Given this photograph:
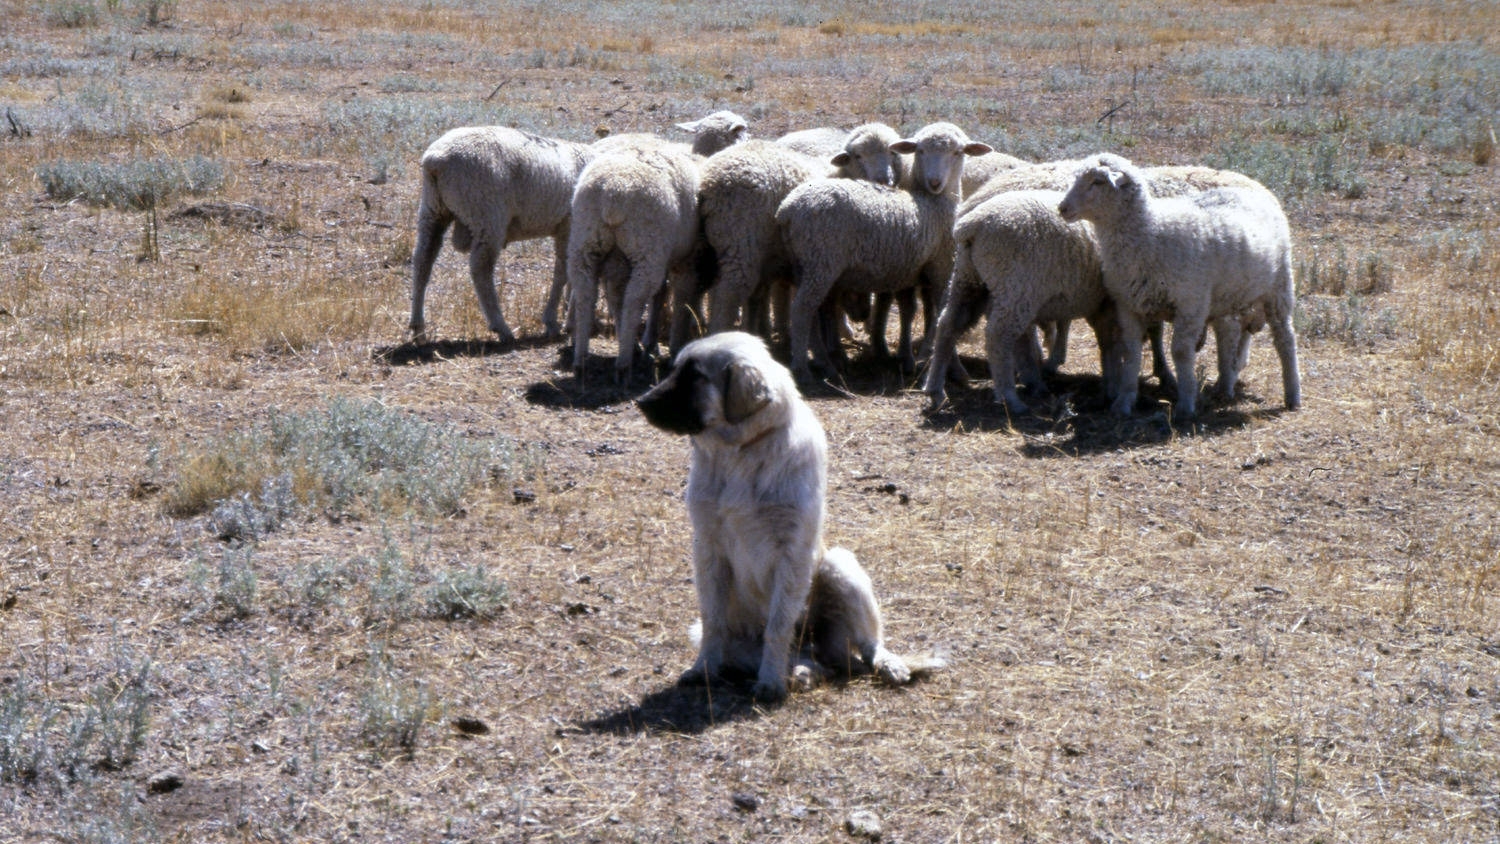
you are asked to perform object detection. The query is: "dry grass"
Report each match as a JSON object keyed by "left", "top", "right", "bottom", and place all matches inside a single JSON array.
[{"left": 1, "top": 1, "right": 1498, "bottom": 841}]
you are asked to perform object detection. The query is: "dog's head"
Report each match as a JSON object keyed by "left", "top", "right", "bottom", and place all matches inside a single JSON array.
[{"left": 636, "top": 332, "right": 789, "bottom": 442}]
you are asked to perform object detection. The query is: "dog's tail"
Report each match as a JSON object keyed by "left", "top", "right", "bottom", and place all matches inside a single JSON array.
[{"left": 900, "top": 653, "right": 948, "bottom": 677}]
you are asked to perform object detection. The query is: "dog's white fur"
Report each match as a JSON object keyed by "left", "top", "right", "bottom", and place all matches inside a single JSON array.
[{"left": 636, "top": 332, "right": 933, "bottom": 701}]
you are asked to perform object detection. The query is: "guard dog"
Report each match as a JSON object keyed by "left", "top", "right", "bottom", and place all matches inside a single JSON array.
[{"left": 636, "top": 331, "right": 940, "bottom": 702}]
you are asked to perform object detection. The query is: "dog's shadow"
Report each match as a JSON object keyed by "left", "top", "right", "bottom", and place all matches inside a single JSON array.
[{"left": 574, "top": 680, "right": 770, "bottom": 736}]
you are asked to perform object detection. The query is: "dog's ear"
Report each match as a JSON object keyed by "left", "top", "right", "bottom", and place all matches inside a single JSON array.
[{"left": 722, "top": 360, "right": 772, "bottom": 425}]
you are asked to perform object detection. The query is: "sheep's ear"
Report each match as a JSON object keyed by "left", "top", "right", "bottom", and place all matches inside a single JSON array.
[
  {"left": 963, "top": 142, "right": 994, "bottom": 157},
  {"left": 723, "top": 361, "right": 772, "bottom": 425},
  {"left": 1108, "top": 168, "right": 1136, "bottom": 191},
  {"left": 889, "top": 140, "right": 919, "bottom": 154},
  {"left": 830, "top": 152, "right": 852, "bottom": 166},
  {"left": 675, "top": 118, "right": 702, "bottom": 133}
]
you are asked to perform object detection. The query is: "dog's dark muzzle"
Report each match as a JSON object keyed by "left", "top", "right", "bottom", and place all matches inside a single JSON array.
[{"left": 636, "top": 364, "right": 707, "bottom": 436}]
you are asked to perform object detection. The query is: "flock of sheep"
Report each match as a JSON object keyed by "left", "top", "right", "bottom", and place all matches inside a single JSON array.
[{"left": 408, "top": 109, "right": 1302, "bottom": 420}]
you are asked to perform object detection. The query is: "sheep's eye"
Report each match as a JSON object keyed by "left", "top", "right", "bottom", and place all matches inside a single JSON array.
[{"left": 1092, "top": 176, "right": 1107, "bottom": 186}]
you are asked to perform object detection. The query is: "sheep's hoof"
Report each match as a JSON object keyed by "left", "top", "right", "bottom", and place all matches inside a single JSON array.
[
  {"left": 409, "top": 326, "right": 428, "bottom": 345},
  {"left": 752, "top": 678, "right": 788, "bottom": 704},
  {"left": 922, "top": 391, "right": 949, "bottom": 415}
]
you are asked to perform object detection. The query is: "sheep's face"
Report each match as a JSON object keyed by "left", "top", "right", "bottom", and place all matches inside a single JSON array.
[
  {"left": 1058, "top": 161, "right": 1135, "bottom": 223},
  {"left": 892, "top": 123, "right": 993, "bottom": 196},
  {"left": 832, "top": 124, "right": 904, "bottom": 186},
  {"left": 678, "top": 111, "right": 750, "bottom": 157}
]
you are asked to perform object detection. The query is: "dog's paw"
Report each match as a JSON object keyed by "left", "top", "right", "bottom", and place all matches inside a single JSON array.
[
  {"left": 873, "top": 653, "right": 913, "bottom": 686},
  {"left": 789, "top": 662, "right": 824, "bottom": 693}
]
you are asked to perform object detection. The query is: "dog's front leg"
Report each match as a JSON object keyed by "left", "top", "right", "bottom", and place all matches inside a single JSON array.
[
  {"left": 681, "top": 533, "right": 731, "bottom": 686},
  {"left": 754, "top": 560, "right": 814, "bottom": 703}
]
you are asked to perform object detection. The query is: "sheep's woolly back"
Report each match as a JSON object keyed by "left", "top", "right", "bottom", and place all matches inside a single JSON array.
[
  {"left": 776, "top": 127, "right": 848, "bottom": 159},
  {"left": 418, "top": 126, "right": 594, "bottom": 249},
  {"left": 958, "top": 150, "right": 1031, "bottom": 199}
]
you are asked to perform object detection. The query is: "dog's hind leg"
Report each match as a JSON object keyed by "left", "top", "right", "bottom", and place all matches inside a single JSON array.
[{"left": 812, "top": 548, "right": 913, "bottom": 685}]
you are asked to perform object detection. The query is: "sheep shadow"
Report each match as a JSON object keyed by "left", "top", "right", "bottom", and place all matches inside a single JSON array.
[
  {"left": 921, "top": 366, "right": 1279, "bottom": 457},
  {"left": 521, "top": 347, "right": 668, "bottom": 410},
  {"left": 573, "top": 679, "right": 769, "bottom": 736},
  {"left": 374, "top": 334, "right": 559, "bottom": 366}
]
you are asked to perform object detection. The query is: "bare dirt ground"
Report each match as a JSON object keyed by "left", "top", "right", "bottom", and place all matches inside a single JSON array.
[{"left": 2, "top": 1, "right": 1497, "bottom": 841}]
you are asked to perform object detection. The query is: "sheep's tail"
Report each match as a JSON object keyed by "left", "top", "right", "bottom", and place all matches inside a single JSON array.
[{"left": 415, "top": 156, "right": 469, "bottom": 252}]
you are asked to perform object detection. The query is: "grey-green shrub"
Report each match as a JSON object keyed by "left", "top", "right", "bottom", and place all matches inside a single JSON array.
[{"left": 37, "top": 156, "right": 225, "bottom": 211}]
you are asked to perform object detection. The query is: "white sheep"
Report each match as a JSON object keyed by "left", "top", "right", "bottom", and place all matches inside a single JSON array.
[
  {"left": 1057, "top": 153, "right": 1301, "bottom": 418},
  {"left": 696, "top": 123, "right": 913, "bottom": 343},
  {"left": 567, "top": 138, "right": 702, "bottom": 384},
  {"left": 953, "top": 159, "right": 1270, "bottom": 387},
  {"left": 958, "top": 149, "right": 1031, "bottom": 199},
  {"left": 776, "top": 122, "right": 992, "bottom": 383},
  {"left": 409, "top": 112, "right": 747, "bottom": 346},
  {"left": 775, "top": 126, "right": 848, "bottom": 159},
  {"left": 923, "top": 189, "right": 1118, "bottom": 413},
  {"left": 409, "top": 126, "right": 594, "bottom": 344}
]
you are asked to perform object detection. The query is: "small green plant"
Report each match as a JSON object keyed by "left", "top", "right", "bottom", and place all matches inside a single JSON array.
[
  {"left": 42, "top": 0, "right": 100, "bottom": 28},
  {"left": 136, "top": 0, "right": 174, "bottom": 27},
  {"left": 363, "top": 540, "right": 416, "bottom": 630},
  {"left": 37, "top": 156, "right": 225, "bottom": 212},
  {"left": 187, "top": 545, "right": 260, "bottom": 621},
  {"left": 423, "top": 564, "right": 509, "bottom": 621},
  {"left": 166, "top": 398, "right": 532, "bottom": 527},
  {"left": 359, "top": 641, "right": 433, "bottom": 758},
  {"left": 0, "top": 656, "right": 152, "bottom": 788}
]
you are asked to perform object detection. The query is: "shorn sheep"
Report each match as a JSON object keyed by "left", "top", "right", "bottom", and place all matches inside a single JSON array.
[
  {"left": 923, "top": 189, "right": 1117, "bottom": 414},
  {"left": 1057, "top": 153, "right": 1301, "bottom": 419},
  {"left": 408, "top": 112, "right": 746, "bottom": 346},
  {"left": 567, "top": 137, "right": 703, "bottom": 384},
  {"left": 776, "top": 122, "right": 991, "bottom": 383}
]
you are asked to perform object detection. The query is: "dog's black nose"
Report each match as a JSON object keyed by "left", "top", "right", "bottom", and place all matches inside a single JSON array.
[{"left": 636, "top": 365, "right": 707, "bottom": 436}]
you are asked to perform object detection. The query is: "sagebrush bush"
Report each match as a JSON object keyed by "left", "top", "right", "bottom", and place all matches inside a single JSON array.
[
  {"left": 167, "top": 398, "right": 535, "bottom": 527},
  {"left": 37, "top": 156, "right": 224, "bottom": 211}
]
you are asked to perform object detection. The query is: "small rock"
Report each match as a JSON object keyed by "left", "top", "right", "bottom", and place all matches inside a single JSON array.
[
  {"left": 731, "top": 792, "right": 760, "bottom": 812},
  {"left": 846, "top": 809, "right": 882, "bottom": 840},
  {"left": 453, "top": 716, "right": 490, "bottom": 736},
  {"left": 512, "top": 488, "right": 536, "bottom": 504},
  {"left": 148, "top": 770, "right": 184, "bottom": 794}
]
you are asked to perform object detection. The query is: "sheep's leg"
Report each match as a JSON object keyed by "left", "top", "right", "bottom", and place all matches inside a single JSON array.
[
  {"left": 1087, "top": 307, "right": 1123, "bottom": 402},
  {"left": 921, "top": 273, "right": 985, "bottom": 407},
  {"left": 616, "top": 257, "right": 668, "bottom": 385},
  {"left": 987, "top": 311, "right": 1030, "bottom": 415},
  {"left": 568, "top": 247, "right": 600, "bottom": 381},
  {"left": 788, "top": 272, "right": 837, "bottom": 384},
  {"left": 541, "top": 228, "right": 570, "bottom": 339},
  {"left": 1042, "top": 320, "right": 1071, "bottom": 376},
  {"left": 409, "top": 210, "right": 451, "bottom": 344},
  {"left": 1148, "top": 321, "right": 1175, "bottom": 393},
  {"left": 866, "top": 292, "right": 893, "bottom": 360},
  {"left": 707, "top": 247, "right": 759, "bottom": 334},
  {"left": 1170, "top": 316, "right": 1206, "bottom": 419},
  {"left": 667, "top": 268, "right": 704, "bottom": 356},
  {"left": 1111, "top": 310, "right": 1146, "bottom": 416},
  {"left": 1268, "top": 301, "right": 1301, "bottom": 411},
  {"left": 894, "top": 287, "right": 918, "bottom": 375},
  {"left": 1211, "top": 315, "right": 1245, "bottom": 402},
  {"left": 1018, "top": 327, "right": 1046, "bottom": 397},
  {"left": 467, "top": 242, "right": 516, "bottom": 345}
]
